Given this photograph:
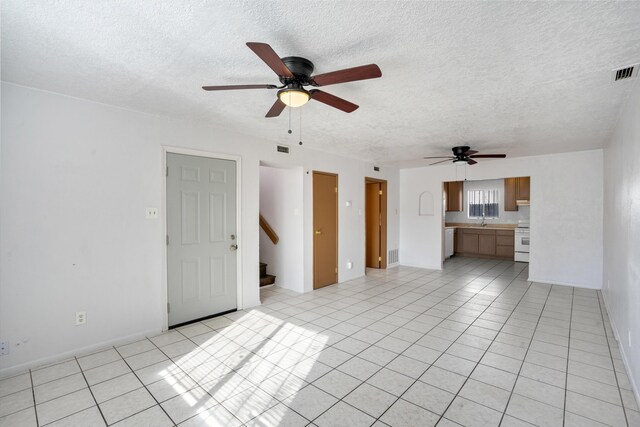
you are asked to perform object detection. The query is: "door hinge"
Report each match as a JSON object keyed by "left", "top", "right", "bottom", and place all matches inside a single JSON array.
[
  {"left": 166, "top": 235, "right": 169, "bottom": 245},
  {"left": 167, "top": 303, "right": 170, "bottom": 313},
  {"left": 335, "top": 187, "right": 338, "bottom": 193},
  {"left": 166, "top": 166, "right": 169, "bottom": 177},
  {"left": 335, "top": 267, "right": 338, "bottom": 273},
  {"left": 379, "top": 190, "right": 383, "bottom": 195},
  {"left": 379, "top": 256, "right": 382, "bottom": 262}
]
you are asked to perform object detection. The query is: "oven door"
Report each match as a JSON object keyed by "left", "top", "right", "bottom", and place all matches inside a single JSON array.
[{"left": 514, "top": 230, "right": 530, "bottom": 253}]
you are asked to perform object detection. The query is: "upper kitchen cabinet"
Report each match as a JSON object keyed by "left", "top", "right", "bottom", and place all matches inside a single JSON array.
[
  {"left": 445, "top": 181, "right": 464, "bottom": 212},
  {"left": 504, "top": 178, "right": 518, "bottom": 211},
  {"left": 516, "top": 176, "right": 530, "bottom": 201},
  {"left": 504, "top": 177, "right": 530, "bottom": 210}
]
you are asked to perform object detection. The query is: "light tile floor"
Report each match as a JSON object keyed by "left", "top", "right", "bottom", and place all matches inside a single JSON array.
[{"left": 1, "top": 257, "right": 638, "bottom": 426}]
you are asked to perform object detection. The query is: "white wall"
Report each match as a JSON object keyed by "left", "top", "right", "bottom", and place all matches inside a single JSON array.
[
  {"left": 400, "top": 150, "right": 603, "bottom": 288},
  {"left": 445, "top": 178, "right": 530, "bottom": 225},
  {"left": 0, "top": 83, "right": 399, "bottom": 376},
  {"left": 603, "top": 79, "right": 640, "bottom": 401},
  {"left": 259, "top": 165, "right": 304, "bottom": 292}
]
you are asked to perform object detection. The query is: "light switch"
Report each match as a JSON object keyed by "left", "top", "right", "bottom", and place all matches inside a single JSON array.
[{"left": 145, "top": 207, "right": 159, "bottom": 219}]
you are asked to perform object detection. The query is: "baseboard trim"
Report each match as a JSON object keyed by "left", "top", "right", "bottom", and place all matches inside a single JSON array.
[
  {"left": 601, "top": 291, "right": 640, "bottom": 411},
  {"left": 527, "top": 276, "right": 602, "bottom": 290},
  {"left": 397, "top": 262, "right": 442, "bottom": 270},
  {"left": 0, "top": 328, "right": 161, "bottom": 380}
]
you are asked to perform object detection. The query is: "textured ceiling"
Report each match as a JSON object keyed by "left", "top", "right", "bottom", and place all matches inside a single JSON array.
[{"left": 3, "top": 1, "right": 640, "bottom": 165}]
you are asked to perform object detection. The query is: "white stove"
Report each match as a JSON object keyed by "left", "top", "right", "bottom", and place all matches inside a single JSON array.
[{"left": 514, "top": 219, "right": 530, "bottom": 262}]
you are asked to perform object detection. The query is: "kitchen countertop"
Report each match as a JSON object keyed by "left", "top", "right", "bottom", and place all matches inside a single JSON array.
[{"left": 445, "top": 222, "right": 517, "bottom": 231}]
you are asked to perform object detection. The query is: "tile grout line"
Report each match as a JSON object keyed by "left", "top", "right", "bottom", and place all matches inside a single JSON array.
[
  {"left": 271, "top": 260, "right": 519, "bottom": 424},
  {"left": 265, "top": 263, "right": 628, "bottom": 424},
  {"left": 496, "top": 282, "right": 554, "bottom": 426},
  {"left": 111, "top": 344, "right": 178, "bottom": 426},
  {"left": 367, "top": 264, "right": 532, "bottom": 424},
  {"left": 596, "top": 290, "right": 630, "bottom": 426},
  {"left": 429, "top": 277, "right": 540, "bottom": 425},
  {"left": 75, "top": 354, "right": 109, "bottom": 426},
  {"left": 28, "top": 369, "right": 40, "bottom": 427},
  {"left": 561, "top": 286, "right": 574, "bottom": 427}
]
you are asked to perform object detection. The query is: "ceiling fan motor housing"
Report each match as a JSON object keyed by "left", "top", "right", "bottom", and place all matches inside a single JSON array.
[
  {"left": 280, "top": 56, "right": 315, "bottom": 85},
  {"left": 452, "top": 146, "right": 471, "bottom": 157}
]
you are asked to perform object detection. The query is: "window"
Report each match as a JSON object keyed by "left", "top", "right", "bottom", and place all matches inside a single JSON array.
[{"left": 468, "top": 189, "right": 499, "bottom": 219}]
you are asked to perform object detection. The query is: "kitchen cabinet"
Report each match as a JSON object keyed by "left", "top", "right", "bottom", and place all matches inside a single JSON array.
[
  {"left": 462, "top": 232, "right": 478, "bottom": 253},
  {"left": 504, "top": 176, "right": 530, "bottom": 210},
  {"left": 496, "top": 230, "right": 515, "bottom": 259},
  {"left": 445, "top": 181, "right": 464, "bottom": 212},
  {"left": 478, "top": 234, "right": 496, "bottom": 255},
  {"left": 504, "top": 178, "right": 518, "bottom": 211},
  {"left": 516, "top": 176, "right": 530, "bottom": 200},
  {"left": 455, "top": 228, "right": 514, "bottom": 260}
]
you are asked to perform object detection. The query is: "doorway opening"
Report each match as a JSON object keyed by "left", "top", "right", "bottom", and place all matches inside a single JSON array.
[
  {"left": 313, "top": 171, "right": 338, "bottom": 289},
  {"left": 365, "top": 177, "right": 388, "bottom": 270},
  {"left": 258, "top": 163, "right": 304, "bottom": 294}
]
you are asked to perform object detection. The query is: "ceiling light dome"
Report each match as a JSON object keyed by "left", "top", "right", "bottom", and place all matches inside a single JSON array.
[{"left": 278, "top": 85, "right": 310, "bottom": 108}]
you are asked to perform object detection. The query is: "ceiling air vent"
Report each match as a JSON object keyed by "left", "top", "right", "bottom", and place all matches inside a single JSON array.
[
  {"left": 277, "top": 145, "right": 290, "bottom": 154},
  {"left": 612, "top": 64, "right": 638, "bottom": 82}
]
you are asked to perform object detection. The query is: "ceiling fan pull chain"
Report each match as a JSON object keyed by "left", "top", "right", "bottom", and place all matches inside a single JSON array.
[
  {"left": 288, "top": 94, "right": 292, "bottom": 134},
  {"left": 299, "top": 107, "right": 303, "bottom": 145}
]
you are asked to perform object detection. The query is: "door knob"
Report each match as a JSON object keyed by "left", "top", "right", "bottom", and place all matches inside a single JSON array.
[
  {"left": 230, "top": 244, "right": 238, "bottom": 251},
  {"left": 315, "top": 230, "right": 322, "bottom": 235}
]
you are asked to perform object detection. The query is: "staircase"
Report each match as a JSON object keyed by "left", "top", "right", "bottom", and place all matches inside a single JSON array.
[{"left": 260, "top": 262, "right": 276, "bottom": 287}]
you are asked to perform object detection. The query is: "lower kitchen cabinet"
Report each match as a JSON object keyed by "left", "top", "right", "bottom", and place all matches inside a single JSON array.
[
  {"left": 478, "top": 234, "right": 496, "bottom": 255},
  {"left": 455, "top": 228, "right": 514, "bottom": 260}
]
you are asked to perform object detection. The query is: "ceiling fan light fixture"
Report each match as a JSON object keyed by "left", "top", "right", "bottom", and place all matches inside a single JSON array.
[{"left": 278, "top": 85, "right": 310, "bottom": 108}]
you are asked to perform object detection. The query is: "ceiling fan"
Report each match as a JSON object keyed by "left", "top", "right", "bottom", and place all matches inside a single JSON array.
[
  {"left": 424, "top": 146, "right": 507, "bottom": 165},
  {"left": 202, "top": 42, "right": 382, "bottom": 117}
]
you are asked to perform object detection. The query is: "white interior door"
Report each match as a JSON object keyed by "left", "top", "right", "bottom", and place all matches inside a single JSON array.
[{"left": 167, "top": 153, "right": 237, "bottom": 327}]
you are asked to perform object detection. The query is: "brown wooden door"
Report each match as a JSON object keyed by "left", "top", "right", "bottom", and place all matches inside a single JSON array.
[
  {"left": 313, "top": 172, "right": 338, "bottom": 289},
  {"left": 365, "top": 180, "right": 387, "bottom": 269},
  {"left": 504, "top": 177, "right": 518, "bottom": 211}
]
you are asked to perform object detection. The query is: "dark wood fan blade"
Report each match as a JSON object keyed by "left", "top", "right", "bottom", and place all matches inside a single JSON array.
[
  {"left": 312, "top": 64, "right": 382, "bottom": 87},
  {"left": 309, "top": 90, "right": 359, "bottom": 113},
  {"left": 265, "top": 99, "right": 286, "bottom": 118},
  {"left": 430, "top": 159, "right": 453, "bottom": 166},
  {"left": 467, "top": 159, "right": 478, "bottom": 165},
  {"left": 424, "top": 156, "right": 455, "bottom": 159},
  {"left": 202, "top": 84, "right": 277, "bottom": 91},
  {"left": 246, "top": 42, "right": 293, "bottom": 77},
  {"left": 468, "top": 154, "right": 507, "bottom": 158},
  {"left": 465, "top": 150, "right": 478, "bottom": 155}
]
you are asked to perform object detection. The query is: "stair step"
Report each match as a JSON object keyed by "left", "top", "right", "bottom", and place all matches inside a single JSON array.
[
  {"left": 260, "top": 262, "right": 267, "bottom": 277},
  {"left": 260, "top": 274, "right": 276, "bottom": 287}
]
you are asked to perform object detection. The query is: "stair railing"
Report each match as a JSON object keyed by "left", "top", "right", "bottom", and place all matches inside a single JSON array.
[{"left": 259, "top": 214, "right": 279, "bottom": 244}]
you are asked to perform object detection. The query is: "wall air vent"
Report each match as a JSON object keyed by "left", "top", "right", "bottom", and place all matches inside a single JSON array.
[
  {"left": 276, "top": 145, "right": 290, "bottom": 154},
  {"left": 612, "top": 64, "right": 638, "bottom": 82},
  {"left": 388, "top": 248, "right": 399, "bottom": 264},
  {"left": 373, "top": 166, "right": 380, "bottom": 172}
]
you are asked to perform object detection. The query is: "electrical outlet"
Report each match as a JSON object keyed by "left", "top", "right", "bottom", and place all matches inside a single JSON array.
[
  {"left": 0, "top": 341, "right": 9, "bottom": 356},
  {"left": 75, "top": 311, "right": 86, "bottom": 326},
  {"left": 145, "top": 207, "right": 158, "bottom": 219}
]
